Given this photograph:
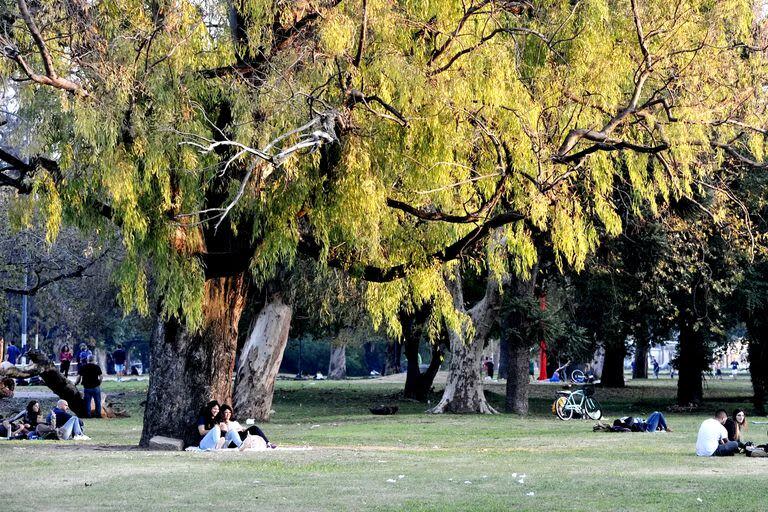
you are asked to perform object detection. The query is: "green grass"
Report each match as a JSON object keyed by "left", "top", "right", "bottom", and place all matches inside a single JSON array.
[{"left": 2, "top": 377, "right": 767, "bottom": 511}]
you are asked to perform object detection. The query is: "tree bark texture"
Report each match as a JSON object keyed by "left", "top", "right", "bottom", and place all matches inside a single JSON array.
[
  {"left": 497, "top": 335, "right": 509, "bottom": 380},
  {"left": 383, "top": 338, "right": 402, "bottom": 375},
  {"left": 632, "top": 328, "right": 650, "bottom": 379},
  {"left": 747, "top": 316, "right": 768, "bottom": 415},
  {"left": 501, "top": 270, "right": 538, "bottom": 415},
  {"left": 601, "top": 340, "right": 626, "bottom": 388},
  {"left": 676, "top": 316, "right": 706, "bottom": 406},
  {"left": 328, "top": 343, "right": 347, "bottom": 380},
  {"left": 233, "top": 293, "right": 292, "bottom": 422},
  {"left": 140, "top": 274, "right": 248, "bottom": 447},
  {"left": 429, "top": 271, "right": 501, "bottom": 414}
]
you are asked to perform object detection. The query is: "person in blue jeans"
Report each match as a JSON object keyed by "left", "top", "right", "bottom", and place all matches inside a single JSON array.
[
  {"left": 614, "top": 412, "right": 672, "bottom": 432},
  {"left": 75, "top": 356, "right": 103, "bottom": 418},
  {"left": 46, "top": 400, "right": 89, "bottom": 440}
]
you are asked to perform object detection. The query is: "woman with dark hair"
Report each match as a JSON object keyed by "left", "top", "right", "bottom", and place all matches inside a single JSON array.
[
  {"left": 59, "top": 345, "right": 73, "bottom": 377},
  {"left": 217, "top": 404, "right": 276, "bottom": 449},
  {"left": 196, "top": 400, "right": 220, "bottom": 444},
  {"left": 724, "top": 408, "right": 748, "bottom": 448},
  {"left": 197, "top": 401, "right": 246, "bottom": 451}
]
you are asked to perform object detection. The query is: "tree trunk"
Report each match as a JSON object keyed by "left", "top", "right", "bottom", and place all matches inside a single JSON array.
[
  {"left": 601, "top": 340, "right": 626, "bottom": 388},
  {"left": 328, "top": 343, "right": 347, "bottom": 380},
  {"left": 233, "top": 293, "right": 292, "bottom": 421},
  {"left": 676, "top": 316, "right": 706, "bottom": 406},
  {"left": 140, "top": 274, "right": 248, "bottom": 447},
  {"left": 403, "top": 336, "right": 445, "bottom": 401},
  {"left": 383, "top": 338, "right": 402, "bottom": 375},
  {"left": 633, "top": 328, "right": 650, "bottom": 379},
  {"left": 747, "top": 319, "right": 768, "bottom": 415},
  {"left": 500, "top": 268, "right": 538, "bottom": 414},
  {"left": 505, "top": 342, "right": 530, "bottom": 414},
  {"left": 428, "top": 270, "right": 501, "bottom": 414},
  {"left": 497, "top": 336, "right": 509, "bottom": 380}
]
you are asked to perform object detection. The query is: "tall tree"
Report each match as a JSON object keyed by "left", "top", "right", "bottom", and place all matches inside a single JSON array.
[{"left": 2, "top": 0, "right": 766, "bottom": 437}]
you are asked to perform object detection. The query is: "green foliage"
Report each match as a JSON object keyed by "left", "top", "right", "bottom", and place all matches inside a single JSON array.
[{"left": 2, "top": 0, "right": 766, "bottom": 333}]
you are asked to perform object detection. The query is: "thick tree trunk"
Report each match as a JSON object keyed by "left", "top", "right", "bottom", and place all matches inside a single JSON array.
[
  {"left": 428, "top": 271, "right": 501, "bottom": 414},
  {"left": 747, "top": 320, "right": 768, "bottom": 415},
  {"left": 632, "top": 329, "right": 650, "bottom": 379},
  {"left": 140, "top": 274, "right": 248, "bottom": 447},
  {"left": 328, "top": 343, "right": 347, "bottom": 380},
  {"left": 501, "top": 268, "right": 538, "bottom": 414},
  {"left": 676, "top": 317, "right": 706, "bottom": 406},
  {"left": 601, "top": 340, "right": 626, "bottom": 388},
  {"left": 505, "top": 342, "right": 530, "bottom": 414},
  {"left": 233, "top": 293, "right": 292, "bottom": 421}
]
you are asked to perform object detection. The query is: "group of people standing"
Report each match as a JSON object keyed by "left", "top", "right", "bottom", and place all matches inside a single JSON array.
[{"left": 196, "top": 400, "right": 276, "bottom": 451}]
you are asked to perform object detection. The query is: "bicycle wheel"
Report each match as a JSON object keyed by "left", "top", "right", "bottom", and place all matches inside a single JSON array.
[
  {"left": 584, "top": 397, "right": 602, "bottom": 420},
  {"left": 556, "top": 396, "right": 574, "bottom": 420},
  {"left": 571, "top": 369, "right": 585, "bottom": 383}
]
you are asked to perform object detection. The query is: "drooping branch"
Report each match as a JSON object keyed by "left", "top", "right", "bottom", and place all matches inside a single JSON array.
[
  {"left": 299, "top": 210, "right": 526, "bottom": 282},
  {"left": 353, "top": 0, "right": 369, "bottom": 68},
  {"left": 0, "top": 0, "right": 89, "bottom": 96}
]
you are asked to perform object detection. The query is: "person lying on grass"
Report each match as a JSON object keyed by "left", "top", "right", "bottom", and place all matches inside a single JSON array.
[
  {"left": 46, "top": 399, "right": 90, "bottom": 441},
  {"left": 612, "top": 411, "right": 673, "bottom": 432},
  {"left": 217, "top": 404, "right": 276, "bottom": 449}
]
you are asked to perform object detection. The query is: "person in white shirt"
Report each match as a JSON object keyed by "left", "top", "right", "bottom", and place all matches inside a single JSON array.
[{"left": 696, "top": 409, "right": 739, "bottom": 456}]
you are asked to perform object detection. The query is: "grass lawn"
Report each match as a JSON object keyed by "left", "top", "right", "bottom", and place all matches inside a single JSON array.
[{"left": 2, "top": 376, "right": 767, "bottom": 511}]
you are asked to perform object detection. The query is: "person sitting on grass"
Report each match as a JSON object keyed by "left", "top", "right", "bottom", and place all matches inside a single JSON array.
[
  {"left": 196, "top": 401, "right": 251, "bottom": 451},
  {"left": 7, "top": 400, "right": 47, "bottom": 438},
  {"left": 217, "top": 404, "right": 275, "bottom": 449},
  {"left": 46, "top": 400, "right": 89, "bottom": 441},
  {"left": 696, "top": 409, "right": 738, "bottom": 457},
  {"left": 0, "top": 417, "right": 25, "bottom": 439},
  {"left": 724, "top": 408, "right": 749, "bottom": 450},
  {"left": 613, "top": 411, "right": 673, "bottom": 432}
]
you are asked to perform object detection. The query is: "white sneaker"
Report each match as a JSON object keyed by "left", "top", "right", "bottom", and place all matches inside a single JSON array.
[{"left": 73, "top": 434, "right": 91, "bottom": 441}]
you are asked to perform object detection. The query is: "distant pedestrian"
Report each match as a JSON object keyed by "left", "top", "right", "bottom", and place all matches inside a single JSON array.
[
  {"left": 730, "top": 360, "right": 739, "bottom": 379},
  {"left": 113, "top": 344, "right": 126, "bottom": 381},
  {"left": 652, "top": 358, "right": 660, "bottom": 379},
  {"left": 59, "top": 344, "right": 73, "bottom": 377},
  {"left": 77, "top": 344, "right": 92, "bottom": 369},
  {"left": 76, "top": 355, "right": 103, "bottom": 418},
  {"left": 4, "top": 340, "right": 20, "bottom": 365},
  {"left": 486, "top": 356, "right": 495, "bottom": 379}
]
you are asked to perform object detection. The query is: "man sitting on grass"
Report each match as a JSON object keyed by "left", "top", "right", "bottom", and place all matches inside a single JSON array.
[
  {"left": 47, "top": 400, "right": 90, "bottom": 441},
  {"left": 696, "top": 409, "right": 738, "bottom": 457}
]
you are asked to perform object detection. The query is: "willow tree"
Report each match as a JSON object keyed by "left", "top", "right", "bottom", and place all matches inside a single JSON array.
[{"left": 2, "top": 0, "right": 767, "bottom": 440}]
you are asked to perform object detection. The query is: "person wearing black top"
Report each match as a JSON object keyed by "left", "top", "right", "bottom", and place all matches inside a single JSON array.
[
  {"left": 76, "top": 356, "right": 103, "bottom": 418},
  {"left": 724, "top": 408, "right": 748, "bottom": 449},
  {"left": 113, "top": 344, "right": 127, "bottom": 381}
]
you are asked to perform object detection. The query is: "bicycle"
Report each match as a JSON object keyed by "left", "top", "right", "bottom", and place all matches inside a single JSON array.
[
  {"left": 552, "top": 361, "right": 587, "bottom": 384},
  {"left": 554, "top": 379, "right": 602, "bottom": 421}
]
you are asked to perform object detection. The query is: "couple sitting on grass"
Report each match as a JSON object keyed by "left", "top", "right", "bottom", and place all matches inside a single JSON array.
[
  {"left": 196, "top": 400, "right": 276, "bottom": 451},
  {"left": 2, "top": 399, "right": 90, "bottom": 441},
  {"left": 696, "top": 408, "right": 766, "bottom": 457}
]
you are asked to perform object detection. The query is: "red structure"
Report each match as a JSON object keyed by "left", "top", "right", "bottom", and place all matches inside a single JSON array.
[{"left": 538, "top": 294, "right": 548, "bottom": 380}]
